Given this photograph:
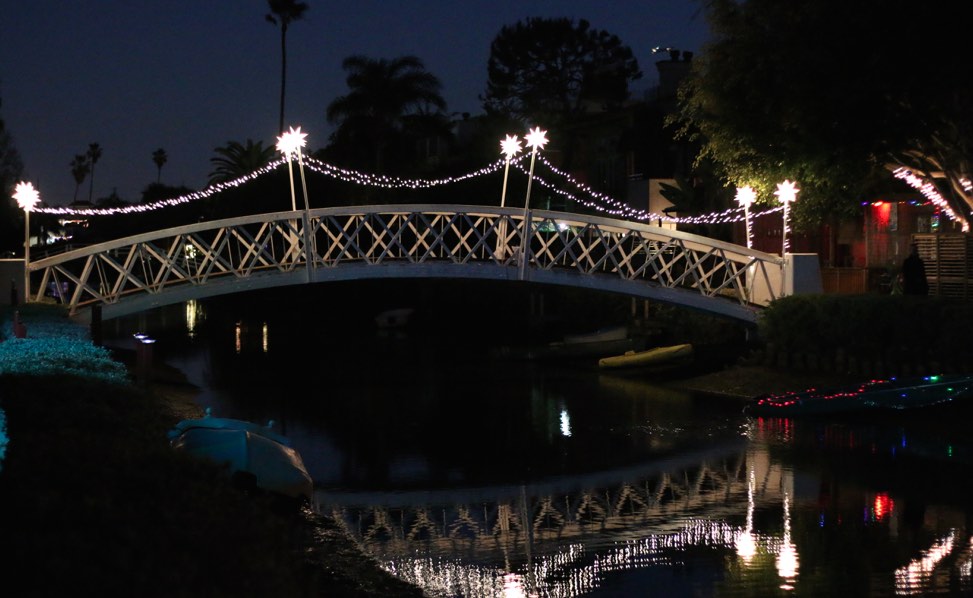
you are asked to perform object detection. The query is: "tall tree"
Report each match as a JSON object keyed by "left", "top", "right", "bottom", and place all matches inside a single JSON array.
[
  {"left": 325, "top": 55, "right": 449, "bottom": 173},
  {"left": 152, "top": 148, "right": 168, "bottom": 183},
  {"left": 70, "top": 154, "right": 90, "bottom": 203},
  {"left": 86, "top": 142, "right": 102, "bottom": 203},
  {"left": 266, "top": 0, "right": 309, "bottom": 134},
  {"left": 672, "top": 0, "right": 972, "bottom": 230},
  {"left": 482, "top": 18, "right": 641, "bottom": 127},
  {"left": 1, "top": 87, "right": 25, "bottom": 254},
  {"left": 207, "top": 139, "right": 276, "bottom": 185}
]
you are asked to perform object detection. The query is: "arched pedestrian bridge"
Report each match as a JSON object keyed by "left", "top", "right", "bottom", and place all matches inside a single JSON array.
[{"left": 28, "top": 205, "right": 792, "bottom": 324}]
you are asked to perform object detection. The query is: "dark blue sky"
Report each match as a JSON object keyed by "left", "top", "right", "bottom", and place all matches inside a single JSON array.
[{"left": 2, "top": 0, "right": 709, "bottom": 206}]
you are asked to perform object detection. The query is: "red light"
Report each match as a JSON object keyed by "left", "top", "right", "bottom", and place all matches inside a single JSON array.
[{"left": 872, "top": 493, "right": 894, "bottom": 521}]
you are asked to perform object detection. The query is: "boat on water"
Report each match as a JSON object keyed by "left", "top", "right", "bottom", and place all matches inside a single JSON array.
[
  {"left": 169, "top": 412, "right": 313, "bottom": 502},
  {"left": 743, "top": 373, "right": 973, "bottom": 417},
  {"left": 598, "top": 343, "right": 694, "bottom": 370}
]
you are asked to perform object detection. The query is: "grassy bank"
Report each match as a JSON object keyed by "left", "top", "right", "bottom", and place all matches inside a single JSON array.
[{"left": 0, "top": 303, "right": 423, "bottom": 597}]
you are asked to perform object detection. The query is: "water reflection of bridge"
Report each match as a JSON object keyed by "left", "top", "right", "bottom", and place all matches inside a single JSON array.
[{"left": 313, "top": 442, "right": 797, "bottom": 593}]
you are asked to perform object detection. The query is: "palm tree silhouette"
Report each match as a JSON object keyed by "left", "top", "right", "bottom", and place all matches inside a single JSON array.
[
  {"left": 207, "top": 139, "right": 276, "bottom": 185},
  {"left": 326, "top": 55, "right": 447, "bottom": 173},
  {"left": 266, "top": 0, "right": 309, "bottom": 134},
  {"left": 70, "top": 154, "right": 90, "bottom": 203},
  {"left": 152, "top": 148, "right": 168, "bottom": 183},
  {"left": 86, "top": 142, "right": 102, "bottom": 203}
]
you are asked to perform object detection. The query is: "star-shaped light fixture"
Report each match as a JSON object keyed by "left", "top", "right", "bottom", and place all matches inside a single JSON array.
[
  {"left": 276, "top": 126, "right": 308, "bottom": 158},
  {"left": 14, "top": 181, "right": 40, "bottom": 212},
  {"left": 500, "top": 134, "right": 522, "bottom": 160},
  {"left": 524, "top": 127, "right": 549, "bottom": 152}
]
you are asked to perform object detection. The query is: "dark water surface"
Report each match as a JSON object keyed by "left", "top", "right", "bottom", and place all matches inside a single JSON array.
[{"left": 106, "top": 287, "right": 973, "bottom": 597}]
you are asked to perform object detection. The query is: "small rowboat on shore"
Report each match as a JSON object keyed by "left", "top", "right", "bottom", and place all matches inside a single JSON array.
[{"left": 598, "top": 343, "right": 694, "bottom": 370}]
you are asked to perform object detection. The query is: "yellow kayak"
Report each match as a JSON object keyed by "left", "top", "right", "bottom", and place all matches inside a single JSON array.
[{"left": 598, "top": 343, "right": 694, "bottom": 369}]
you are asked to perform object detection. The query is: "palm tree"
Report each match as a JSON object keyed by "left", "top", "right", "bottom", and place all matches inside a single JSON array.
[
  {"left": 86, "top": 142, "right": 102, "bottom": 202},
  {"left": 326, "top": 55, "right": 448, "bottom": 172},
  {"left": 265, "top": 0, "right": 309, "bottom": 134},
  {"left": 207, "top": 139, "right": 276, "bottom": 185},
  {"left": 152, "top": 148, "right": 167, "bottom": 183},
  {"left": 70, "top": 154, "right": 90, "bottom": 203}
]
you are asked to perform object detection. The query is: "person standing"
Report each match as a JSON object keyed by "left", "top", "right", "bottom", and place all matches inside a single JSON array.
[{"left": 901, "top": 243, "right": 929, "bottom": 295}]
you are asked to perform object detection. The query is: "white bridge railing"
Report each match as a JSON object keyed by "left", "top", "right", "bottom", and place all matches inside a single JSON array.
[{"left": 28, "top": 204, "right": 786, "bottom": 323}]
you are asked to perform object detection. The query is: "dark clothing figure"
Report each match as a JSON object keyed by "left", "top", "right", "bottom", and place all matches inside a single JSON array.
[{"left": 902, "top": 244, "right": 929, "bottom": 295}]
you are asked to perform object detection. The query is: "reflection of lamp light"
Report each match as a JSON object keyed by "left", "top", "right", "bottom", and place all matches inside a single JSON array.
[
  {"left": 735, "top": 464, "right": 757, "bottom": 562},
  {"left": 520, "top": 127, "right": 548, "bottom": 279},
  {"left": 735, "top": 186, "right": 756, "bottom": 249},
  {"left": 13, "top": 181, "right": 40, "bottom": 303},
  {"left": 776, "top": 491, "right": 799, "bottom": 588},
  {"left": 497, "top": 135, "right": 522, "bottom": 260}
]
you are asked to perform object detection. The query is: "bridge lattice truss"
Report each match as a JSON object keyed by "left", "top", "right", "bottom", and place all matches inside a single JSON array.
[{"left": 29, "top": 205, "right": 784, "bottom": 322}]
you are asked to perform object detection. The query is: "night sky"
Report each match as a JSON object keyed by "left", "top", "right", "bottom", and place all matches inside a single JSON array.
[{"left": 2, "top": 0, "right": 709, "bottom": 206}]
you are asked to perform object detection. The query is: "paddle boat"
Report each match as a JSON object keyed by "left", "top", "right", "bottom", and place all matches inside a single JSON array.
[{"left": 743, "top": 373, "right": 973, "bottom": 418}]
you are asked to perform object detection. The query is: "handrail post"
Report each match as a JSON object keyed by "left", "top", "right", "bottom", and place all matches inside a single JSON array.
[{"left": 519, "top": 209, "right": 531, "bottom": 281}]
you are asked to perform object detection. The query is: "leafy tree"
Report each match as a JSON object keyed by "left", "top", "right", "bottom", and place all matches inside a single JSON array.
[
  {"left": 152, "top": 148, "right": 167, "bottom": 183},
  {"left": 86, "top": 142, "right": 102, "bottom": 203},
  {"left": 70, "top": 154, "right": 90, "bottom": 203},
  {"left": 1, "top": 88, "right": 25, "bottom": 254},
  {"left": 325, "top": 55, "right": 449, "bottom": 174},
  {"left": 207, "top": 139, "right": 276, "bottom": 185},
  {"left": 266, "top": 0, "right": 309, "bottom": 134},
  {"left": 672, "top": 0, "right": 972, "bottom": 230},
  {"left": 482, "top": 18, "right": 641, "bottom": 127}
]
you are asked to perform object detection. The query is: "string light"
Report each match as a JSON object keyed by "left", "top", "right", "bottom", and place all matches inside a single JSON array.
[
  {"left": 892, "top": 167, "right": 968, "bottom": 232},
  {"left": 775, "top": 180, "right": 799, "bottom": 256}
]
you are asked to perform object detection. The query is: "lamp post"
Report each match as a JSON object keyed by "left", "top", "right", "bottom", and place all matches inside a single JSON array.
[
  {"left": 276, "top": 125, "right": 309, "bottom": 212},
  {"left": 735, "top": 185, "right": 756, "bottom": 249},
  {"left": 13, "top": 181, "right": 40, "bottom": 303},
  {"left": 519, "top": 127, "right": 548, "bottom": 279},
  {"left": 775, "top": 180, "right": 799, "bottom": 257},
  {"left": 498, "top": 134, "right": 522, "bottom": 261},
  {"left": 775, "top": 180, "right": 799, "bottom": 296},
  {"left": 276, "top": 126, "right": 311, "bottom": 272}
]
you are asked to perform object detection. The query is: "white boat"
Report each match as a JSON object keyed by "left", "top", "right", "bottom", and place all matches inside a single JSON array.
[
  {"left": 598, "top": 343, "right": 694, "bottom": 370},
  {"left": 169, "top": 412, "right": 313, "bottom": 502}
]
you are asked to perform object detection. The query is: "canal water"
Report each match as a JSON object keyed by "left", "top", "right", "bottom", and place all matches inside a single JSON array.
[{"left": 106, "top": 283, "right": 973, "bottom": 597}]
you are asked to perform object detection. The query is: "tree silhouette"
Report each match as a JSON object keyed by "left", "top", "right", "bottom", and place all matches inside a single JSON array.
[
  {"left": 152, "top": 148, "right": 168, "bottom": 183},
  {"left": 482, "top": 18, "right": 641, "bottom": 126},
  {"left": 86, "top": 142, "right": 102, "bottom": 203},
  {"left": 208, "top": 139, "right": 276, "bottom": 185},
  {"left": 326, "top": 55, "right": 448, "bottom": 173},
  {"left": 70, "top": 154, "right": 90, "bottom": 203},
  {"left": 266, "top": 0, "right": 309, "bottom": 134}
]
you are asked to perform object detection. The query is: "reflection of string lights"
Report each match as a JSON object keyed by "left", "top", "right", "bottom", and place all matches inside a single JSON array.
[{"left": 895, "top": 530, "right": 958, "bottom": 595}]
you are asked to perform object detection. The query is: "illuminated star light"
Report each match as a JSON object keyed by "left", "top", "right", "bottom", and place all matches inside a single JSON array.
[
  {"left": 525, "top": 127, "right": 549, "bottom": 151},
  {"left": 14, "top": 181, "right": 40, "bottom": 212},
  {"left": 735, "top": 185, "right": 756, "bottom": 208},
  {"left": 774, "top": 180, "right": 799, "bottom": 204},
  {"left": 276, "top": 126, "right": 308, "bottom": 158},
  {"left": 500, "top": 134, "right": 522, "bottom": 160}
]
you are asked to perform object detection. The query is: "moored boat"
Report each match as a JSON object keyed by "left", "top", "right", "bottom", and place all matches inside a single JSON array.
[
  {"left": 598, "top": 343, "right": 694, "bottom": 370},
  {"left": 169, "top": 412, "right": 313, "bottom": 502},
  {"left": 743, "top": 373, "right": 973, "bottom": 417}
]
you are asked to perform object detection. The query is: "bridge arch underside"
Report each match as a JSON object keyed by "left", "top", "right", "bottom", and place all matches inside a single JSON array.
[{"left": 82, "top": 262, "right": 761, "bottom": 325}]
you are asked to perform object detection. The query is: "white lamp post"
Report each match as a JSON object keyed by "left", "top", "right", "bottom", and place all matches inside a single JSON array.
[
  {"left": 498, "top": 134, "right": 522, "bottom": 260},
  {"left": 13, "top": 181, "right": 40, "bottom": 303},
  {"left": 735, "top": 185, "right": 757, "bottom": 249},
  {"left": 276, "top": 125, "right": 309, "bottom": 212},
  {"left": 775, "top": 180, "right": 799, "bottom": 256},
  {"left": 520, "top": 127, "right": 548, "bottom": 279}
]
